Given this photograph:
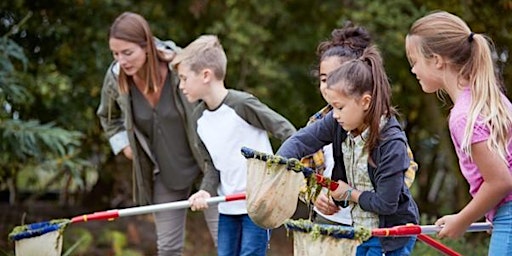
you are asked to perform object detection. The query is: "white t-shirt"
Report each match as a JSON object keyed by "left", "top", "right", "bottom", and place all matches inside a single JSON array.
[{"left": 197, "top": 104, "right": 273, "bottom": 214}]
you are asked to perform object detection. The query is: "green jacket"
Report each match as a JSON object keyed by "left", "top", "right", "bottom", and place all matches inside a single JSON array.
[{"left": 96, "top": 39, "right": 219, "bottom": 205}]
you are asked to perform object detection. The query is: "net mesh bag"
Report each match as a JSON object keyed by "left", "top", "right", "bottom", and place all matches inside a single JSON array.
[
  {"left": 284, "top": 219, "right": 370, "bottom": 256},
  {"left": 9, "top": 219, "right": 69, "bottom": 256},
  {"left": 243, "top": 148, "right": 306, "bottom": 229}
]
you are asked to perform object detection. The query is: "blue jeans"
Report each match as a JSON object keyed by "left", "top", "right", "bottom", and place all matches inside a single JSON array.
[
  {"left": 356, "top": 236, "right": 416, "bottom": 256},
  {"left": 489, "top": 201, "right": 512, "bottom": 255},
  {"left": 218, "top": 213, "right": 270, "bottom": 256}
]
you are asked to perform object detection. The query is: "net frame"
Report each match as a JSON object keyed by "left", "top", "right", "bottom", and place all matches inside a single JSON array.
[{"left": 284, "top": 219, "right": 369, "bottom": 256}]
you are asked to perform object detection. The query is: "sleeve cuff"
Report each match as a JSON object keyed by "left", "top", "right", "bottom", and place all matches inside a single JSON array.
[{"left": 109, "top": 131, "right": 129, "bottom": 155}]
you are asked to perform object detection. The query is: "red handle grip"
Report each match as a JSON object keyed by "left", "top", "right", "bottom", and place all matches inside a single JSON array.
[
  {"left": 315, "top": 174, "right": 339, "bottom": 191},
  {"left": 225, "top": 193, "right": 246, "bottom": 202},
  {"left": 372, "top": 225, "right": 422, "bottom": 236},
  {"left": 71, "top": 210, "right": 120, "bottom": 223}
]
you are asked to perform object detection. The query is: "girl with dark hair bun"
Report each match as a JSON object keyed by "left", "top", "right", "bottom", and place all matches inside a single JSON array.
[{"left": 283, "top": 22, "right": 420, "bottom": 255}]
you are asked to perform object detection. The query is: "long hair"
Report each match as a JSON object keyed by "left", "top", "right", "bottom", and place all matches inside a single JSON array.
[
  {"left": 327, "top": 46, "right": 396, "bottom": 162},
  {"left": 407, "top": 11, "right": 512, "bottom": 160},
  {"left": 108, "top": 12, "right": 162, "bottom": 94}
]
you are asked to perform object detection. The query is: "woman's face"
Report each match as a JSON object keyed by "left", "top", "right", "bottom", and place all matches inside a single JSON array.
[
  {"left": 109, "top": 37, "right": 147, "bottom": 76},
  {"left": 319, "top": 56, "right": 344, "bottom": 101}
]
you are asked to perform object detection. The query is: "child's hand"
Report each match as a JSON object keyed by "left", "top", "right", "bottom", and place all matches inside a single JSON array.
[
  {"left": 188, "top": 190, "right": 211, "bottom": 211},
  {"left": 314, "top": 193, "right": 339, "bottom": 215},
  {"left": 435, "top": 214, "right": 468, "bottom": 239},
  {"left": 331, "top": 180, "right": 351, "bottom": 201},
  {"left": 486, "top": 220, "right": 493, "bottom": 235}
]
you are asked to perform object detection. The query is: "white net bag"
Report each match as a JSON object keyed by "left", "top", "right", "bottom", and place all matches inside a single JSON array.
[
  {"left": 243, "top": 147, "right": 306, "bottom": 229},
  {"left": 284, "top": 219, "right": 370, "bottom": 256}
]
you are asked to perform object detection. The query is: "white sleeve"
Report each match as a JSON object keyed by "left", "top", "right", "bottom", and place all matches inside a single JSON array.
[
  {"left": 109, "top": 131, "right": 129, "bottom": 155},
  {"left": 322, "top": 144, "right": 335, "bottom": 178}
]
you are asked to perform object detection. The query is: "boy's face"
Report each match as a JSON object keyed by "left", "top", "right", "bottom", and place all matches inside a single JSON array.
[{"left": 177, "top": 64, "right": 205, "bottom": 103}]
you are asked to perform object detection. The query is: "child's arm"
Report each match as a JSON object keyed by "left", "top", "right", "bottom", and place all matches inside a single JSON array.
[
  {"left": 435, "top": 141, "right": 512, "bottom": 238},
  {"left": 190, "top": 103, "right": 221, "bottom": 197},
  {"left": 356, "top": 139, "right": 410, "bottom": 214}
]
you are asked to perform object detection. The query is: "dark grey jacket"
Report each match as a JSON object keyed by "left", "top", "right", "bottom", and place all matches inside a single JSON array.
[{"left": 277, "top": 111, "right": 419, "bottom": 252}]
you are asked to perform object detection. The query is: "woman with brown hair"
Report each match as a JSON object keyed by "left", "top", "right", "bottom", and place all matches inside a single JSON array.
[{"left": 97, "top": 12, "right": 219, "bottom": 256}]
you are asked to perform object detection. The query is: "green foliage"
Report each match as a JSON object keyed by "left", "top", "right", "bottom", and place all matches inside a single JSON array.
[
  {"left": 97, "top": 229, "right": 144, "bottom": 256},
  {"left": 1, "top": 120, "right": 81, "bottom": 158},
  {"left": 0, "top": 11, "right": 90, "bottom": 203}
]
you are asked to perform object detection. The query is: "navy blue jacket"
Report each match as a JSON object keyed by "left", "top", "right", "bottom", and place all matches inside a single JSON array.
[{"left": 277, "top": 111, "right": 419, "bottom": 252}]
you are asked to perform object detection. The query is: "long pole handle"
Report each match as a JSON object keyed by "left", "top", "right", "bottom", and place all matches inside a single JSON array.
[
  {"left": 372, "top": 222, "right": 492, "bottom": 236},
  {"left": 71, "top": 193, "right": 246, "bottom": 223},
  {"left": 417, "top": 234, "right": 461, "bottom": 256},
  {"left": 419, "top": 222, "right": 492, "bottom": 235},
  {"left": 371, "top": 223, "right": 491, "bottom": 256}
]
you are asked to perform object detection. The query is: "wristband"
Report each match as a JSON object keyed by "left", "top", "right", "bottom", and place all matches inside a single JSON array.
[{"left": 332, "top": 188, "right": 353, "bottom": 208}]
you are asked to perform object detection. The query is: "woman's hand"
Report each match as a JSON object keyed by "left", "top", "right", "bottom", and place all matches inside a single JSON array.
[
  {"left": 160, "top": 49, "right": 177, "bottom": 62},
  {"left": 188, "top": 190, "right": 211, "bottom": 211},
  {"left": 122, "top": 146, "right": 133, "bottom": 160},
  {"left": 314, "top": 193, "right": 339, "bottom": 215}
]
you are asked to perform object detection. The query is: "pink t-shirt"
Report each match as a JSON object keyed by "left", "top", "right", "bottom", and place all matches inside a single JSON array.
[{"left": 449, "top": 87, "right": 512, "bottom": 222}]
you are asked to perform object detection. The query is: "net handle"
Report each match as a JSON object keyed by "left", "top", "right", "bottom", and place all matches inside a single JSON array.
[
  {"left": 417, "top": 234, "right": 461, "bottom": 256},
  {"left": 286, "top": 221, "right": 490, "bottom": 256},
  {"left": 371, "top": 222, "right": 492, "bottom": 236},
  {"left": 71, "top": 193, "right": 246, "bottom": 223}
]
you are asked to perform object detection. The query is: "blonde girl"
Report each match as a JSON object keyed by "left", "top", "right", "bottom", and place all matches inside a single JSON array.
[{"left": 406, "top": 11, "right": 512, "bottom": 255}]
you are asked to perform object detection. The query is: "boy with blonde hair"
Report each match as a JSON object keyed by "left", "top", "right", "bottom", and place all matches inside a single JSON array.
[{"left": 172, "top": 35, "right": 296, "bottom": 256}]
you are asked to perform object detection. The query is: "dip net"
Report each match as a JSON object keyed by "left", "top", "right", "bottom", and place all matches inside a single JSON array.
[
  {"left": 284, "top": 219, "right": 370, "bottom": 256},
  {"left": 243, "top": 147, "right": 306, "bottom": 229}
]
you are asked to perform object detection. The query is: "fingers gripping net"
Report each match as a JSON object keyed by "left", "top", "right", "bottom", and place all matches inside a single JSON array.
[
  {"left": 284, "top": 219, "right": 371, "bottom": 256},
  {"left": 242, "top": 147, "right": 306, "bottom": 228}
]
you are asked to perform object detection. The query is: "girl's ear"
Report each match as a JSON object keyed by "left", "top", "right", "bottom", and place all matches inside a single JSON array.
[
  {"left": 361, "top": 94, "right": 372, "bottom": 111},
  {"left": 433, "top": 53, "right": 446, "bottom": 69}
]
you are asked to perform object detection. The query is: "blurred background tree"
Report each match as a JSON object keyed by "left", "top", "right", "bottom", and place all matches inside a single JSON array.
[{"left": 0, "top": 0, "right": 511, "bottom": 254}]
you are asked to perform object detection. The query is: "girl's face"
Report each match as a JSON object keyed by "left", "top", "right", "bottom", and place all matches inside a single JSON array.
[
  {"left": 324, "top": 83, "right": 371, "bottom": 134},
  {"left": 319, "top": 56, "right": 344, "bottom": 101},
  {"left": 176, "top": 64, "right": 206, "bottom": 103},
  {"left": 405, "top": 36, "right": 443, "bottom": 93},
  {"left": 109, "top": 38, "right": 147, "bottom": 76}
]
